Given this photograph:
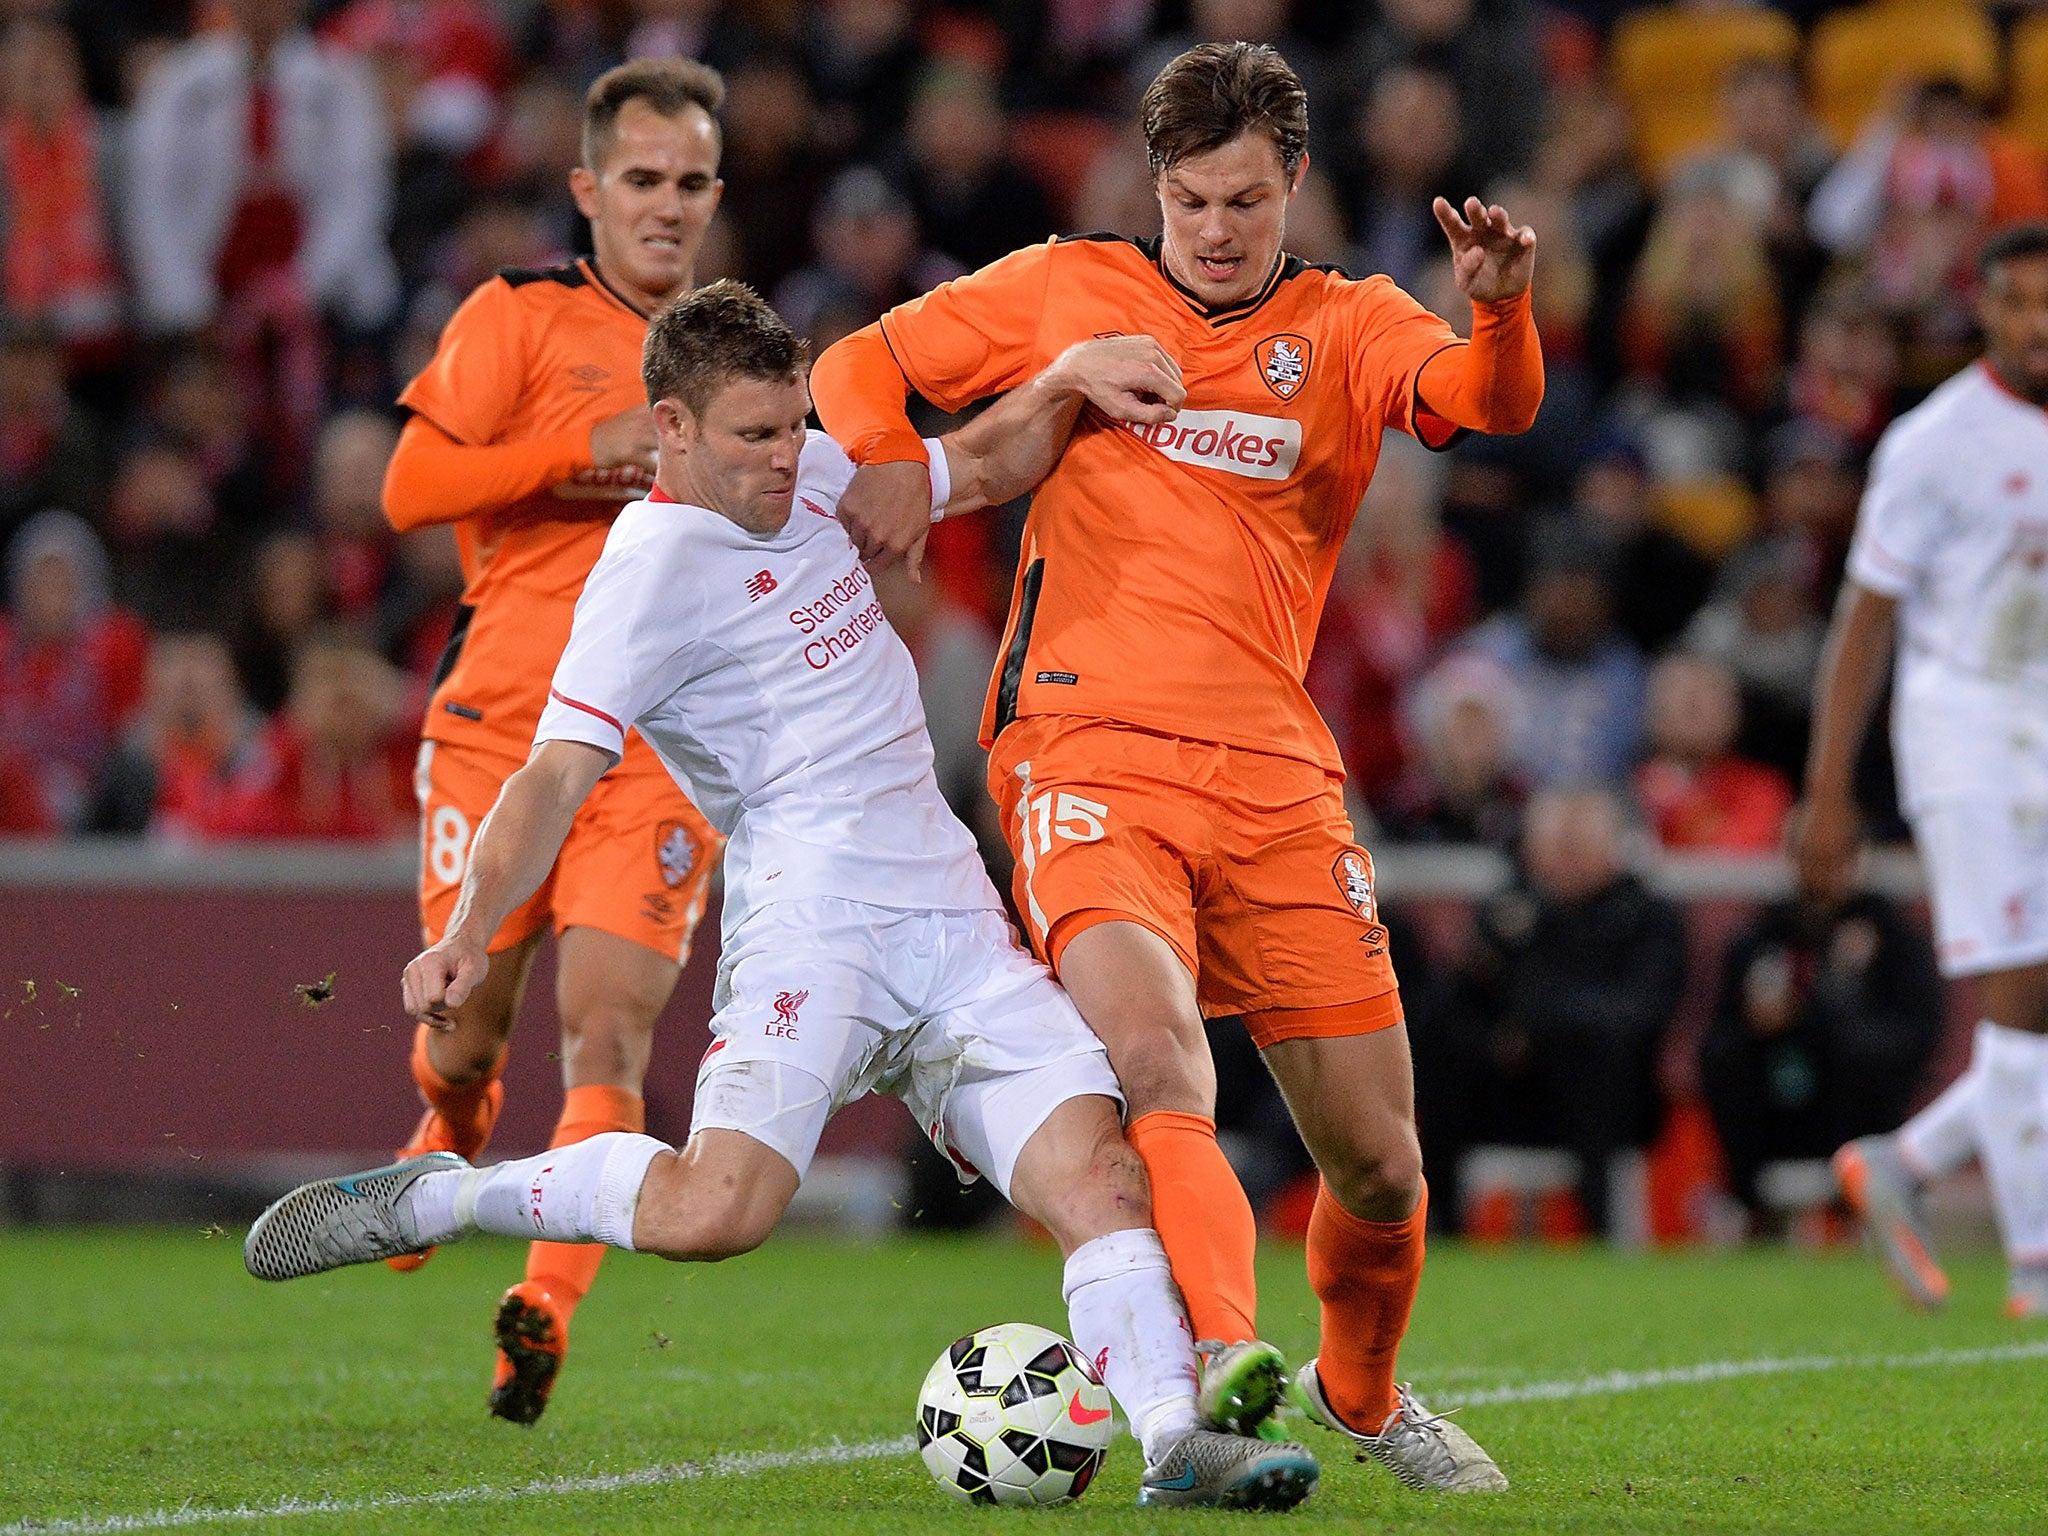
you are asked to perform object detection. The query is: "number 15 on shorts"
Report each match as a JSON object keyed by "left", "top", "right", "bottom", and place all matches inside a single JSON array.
[{"left": 1027, "top": 790, "right": 1109, "bottom": 853}]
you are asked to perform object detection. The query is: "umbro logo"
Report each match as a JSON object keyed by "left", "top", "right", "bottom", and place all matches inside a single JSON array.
[
  {"left": 566, "top": 364, "right": 610, "bottom": 392},
  {"left": 745, "top": 570, "right": 777, "bottom": 601}
]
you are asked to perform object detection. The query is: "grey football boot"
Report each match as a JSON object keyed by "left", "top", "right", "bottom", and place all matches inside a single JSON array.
[
  {"left": 1137, "top": 1426, "right": 1319, "bottom": 1510},
  {"left": 1834, "top": 1134, "right": 1949, "bottom": 1312},
  {"left": 245, "top": 1151, "right": 467, "bottom": 1281},
  {"left": 1297, "top": 1361, "right": 1508, "bottom": 1492}
]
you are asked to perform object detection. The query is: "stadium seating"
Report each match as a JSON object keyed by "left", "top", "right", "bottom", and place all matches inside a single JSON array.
[
  {"left": 1609, "top": 3, "right": 1799, "bottom": 181},
  {"left": 1807, "top": 1, "right": 2000, "bottom": 149}
]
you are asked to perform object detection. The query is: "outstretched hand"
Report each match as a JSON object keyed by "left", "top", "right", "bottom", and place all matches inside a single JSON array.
[
  {"left": 1433, "top": 196, "right": 1536, "bottom": 303},
  {"left": 402, "top": 937, "right": 491, "bottom": 1028}
]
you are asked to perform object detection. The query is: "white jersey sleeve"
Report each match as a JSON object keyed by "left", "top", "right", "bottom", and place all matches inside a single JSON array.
[
  {"left": 1848, "top": 417, "right": 1950, "bottom": 598},
  {"left": 535, "top": 510, "right": 701, "bottom": 760},
  {"left": 797, "top": 429, "right": 951, "bottom": 518}
]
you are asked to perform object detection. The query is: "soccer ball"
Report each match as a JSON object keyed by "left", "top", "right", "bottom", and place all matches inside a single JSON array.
[{"left": 915, "top": 1322, "right": 1113, "bottom": 1506}]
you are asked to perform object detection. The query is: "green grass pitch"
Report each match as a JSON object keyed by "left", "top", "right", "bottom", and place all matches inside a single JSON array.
[{"left": 3, "top": 1228, "right": 2043, "bottom": 1534}]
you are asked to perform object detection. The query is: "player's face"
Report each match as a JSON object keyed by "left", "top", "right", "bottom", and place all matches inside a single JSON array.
[
  {"left": 1978, "top": 253, "right": 2048, "bottom": 404},
  {"left": 658, "top": 374, "right": 810, "bottom": 534},
  {"left": 1155, "top": 132, "right": 1304, "bottom": 308},
  {"left": 573, "top": 100, "right": 723, "bottom": 312}
]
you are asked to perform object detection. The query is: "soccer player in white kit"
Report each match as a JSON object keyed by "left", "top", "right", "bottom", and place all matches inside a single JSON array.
[
  {"left": 245, "top": 281, "right": 1321, "bottom": 1510},
  {"left": 1799, "top": 226, "right": 2048, "bottom": 1319}
]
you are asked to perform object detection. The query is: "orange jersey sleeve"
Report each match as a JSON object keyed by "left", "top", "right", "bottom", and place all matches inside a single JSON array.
[
  {"left": 1338, "top": 274, "right": 1469, "bottom": 439},
  {"left": 382, "top": 414, "right": 592, "bottom": 533},
  {"left": 812, "top": 241, "right": 1055, "bottom": 466},
  {"left": 1413, "top": 289, "right": 1544, "bottom": 442}
]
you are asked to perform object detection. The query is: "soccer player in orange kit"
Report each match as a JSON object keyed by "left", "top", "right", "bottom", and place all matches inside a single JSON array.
[
  {"left": 379, "top": 58, "right": 725, "bottom": 1425},
  {"left": 811, "top": 42, "right": 1541, "bottom": 1490}
]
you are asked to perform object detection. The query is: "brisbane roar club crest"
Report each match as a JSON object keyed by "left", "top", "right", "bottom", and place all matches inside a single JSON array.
[
  {"left": 655, "top": 821, "right": 699, "bottom": 887},
  {"left": 1334, "top": 849, "right": 1391, "bottom": 958},
  {"left": 1254, "top": 333, "right": 1313, "bottom": 401}
]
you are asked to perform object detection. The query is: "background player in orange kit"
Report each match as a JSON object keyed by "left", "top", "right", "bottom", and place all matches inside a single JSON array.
[
  {"left": 811, "top": 42, "right": 1541, "bottom": 1490},
  {"left": 378, "top": 58, "right": 725, "bottom": 1425}
]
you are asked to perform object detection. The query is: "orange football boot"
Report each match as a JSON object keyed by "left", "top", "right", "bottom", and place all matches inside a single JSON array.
[{"left": 490, "top": 1281, "right": 570, "bottom": 1425}]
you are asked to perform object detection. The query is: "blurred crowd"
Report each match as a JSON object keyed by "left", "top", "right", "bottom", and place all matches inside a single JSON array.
[
  {"left": 4, "top": 0, "right": 2033, "bottom": 849},
  {"left": 3, "top": 0, "right": 2012, "bottom": 1237}
]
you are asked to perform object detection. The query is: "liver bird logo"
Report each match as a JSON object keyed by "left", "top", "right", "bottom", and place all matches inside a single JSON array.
[{"left": 772, "top": 989, "right": 809, "bottom": 1026}]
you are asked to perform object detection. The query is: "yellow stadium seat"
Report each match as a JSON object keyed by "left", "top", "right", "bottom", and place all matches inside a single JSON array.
[
  {"left": 1610, "top": 4, "right": 1800, "bottom": 181},
  {"left": 1808, "top": 1, "right": 2000, "bottom": 149},
  {"left": 2005, "top": 13, "right": 2048, "bottom": 157}
]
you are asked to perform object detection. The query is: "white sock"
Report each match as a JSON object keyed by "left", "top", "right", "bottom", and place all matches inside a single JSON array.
[
  {"left": 1897, "top": 1047, "right": 1984, "bottom": 1179},
  {"left": 1967, "top": 1022, "right": 2048, "bottom": 1265},
  {"left": 1061, "top": 1229, "right": 1201, "bottom": 1465},
  {"left": 404, "top": 1132, "right": 668, "bottom": 1250}
]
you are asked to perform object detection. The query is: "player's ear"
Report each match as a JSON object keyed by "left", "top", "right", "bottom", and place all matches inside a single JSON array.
[
  {"left": 1290, "top": 152, "right": 1310, "bottom": 199},
  {"left": 569, "top": 164, "right": 601, "bottom": 222},
  {"left": 653, "top": 396, "right": 693, "bottom": 451}
]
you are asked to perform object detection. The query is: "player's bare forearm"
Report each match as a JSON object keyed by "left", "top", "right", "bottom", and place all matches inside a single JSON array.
[
  {"left": 1804, "top": 583, "right": 1898, "bottom": 801},
  {"left": 442, "top": 742, "right": 610, "bottom": 952},
  {"left": 383, "top": 415, "right": 593, "bottom": 531},
  {"left": 939, "top": 336, "right": 1186, "bottom": 513},
  {"left": 940, "top": 375, "right": 1084, "bottom": 515}
]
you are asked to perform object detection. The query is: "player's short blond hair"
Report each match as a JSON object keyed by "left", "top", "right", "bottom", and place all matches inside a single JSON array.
[
  {"left": 643, "top": 280, "right": 809, "bottom": 417},
  {"left": 583, "top": 57, "right": 725, "bottom": 171},
  {"left": 1141, "top": 41, "right": 1308, "bottom": 181}
]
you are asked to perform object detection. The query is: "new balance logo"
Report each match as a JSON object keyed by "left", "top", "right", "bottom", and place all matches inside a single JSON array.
[{"left": 745, "top": 570, "right": 778, "bottom": 601}]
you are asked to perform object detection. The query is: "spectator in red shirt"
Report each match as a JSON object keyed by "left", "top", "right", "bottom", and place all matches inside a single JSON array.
[
  {"left": 207, "top": 634, "right": 413, "bottom": 840},
  {"left": 0, "top": 509, "right": 147, "bottom": 831},
  {"left": 1633, "top": 650, "right": 1792, "bottom": 853},
  {"left": 85, "top": 630, "right": 260, "bottom": 837}
]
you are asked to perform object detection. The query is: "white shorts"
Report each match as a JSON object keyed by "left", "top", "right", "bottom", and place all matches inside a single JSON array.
[
  {"left": 687, "top": 897, "right": 1121, "bottom": 1198},
  {"left": 1912, "top": 799, "right": 2048, "bottom": 977}
]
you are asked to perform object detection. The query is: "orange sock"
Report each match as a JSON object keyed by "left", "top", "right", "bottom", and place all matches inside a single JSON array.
[
  {"left": 1305, "top": 1178, "right": 1428, "bottom": 1433},
  {"left": 1126, "top": 1110, "right": 1258, "bottom": 1345},
  {"left": 523, "top": 1084, "right": 646, "bottom": 1314},
  {"left": 410, "top": 1025, "right": 506, "bottom": 1151}
]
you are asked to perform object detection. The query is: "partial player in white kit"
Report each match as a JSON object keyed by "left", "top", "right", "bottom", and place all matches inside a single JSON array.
[
  {"left": 1798, "top": 225, "right": 2048, "bottom": 1318},
  {"left": 245, "top": 281, "right": 1320, "bottom": 1511}
]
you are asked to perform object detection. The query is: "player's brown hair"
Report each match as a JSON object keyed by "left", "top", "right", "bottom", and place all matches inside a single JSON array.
[
  {"left": 1140, "top": 41, "right": 1309, "bottom": 180},
  {"left": 582, "top": 57, "right": 726, "bottom": 170},
  {"left": 643, "top": 279, "right": 810, "bottom": 416}
]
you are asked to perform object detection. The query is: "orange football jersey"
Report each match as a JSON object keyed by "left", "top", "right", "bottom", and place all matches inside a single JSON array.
[
  {"left": 833, "top": 234, "right": 1463, "bottom": 774},
  {"left": 398, "top": 259, "right": 657, "bottom": 752}
]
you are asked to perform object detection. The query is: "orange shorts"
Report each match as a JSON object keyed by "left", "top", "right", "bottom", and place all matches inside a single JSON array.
[
  {"left": 988, "top": 715, "right": 1402, "bottom": 1048},
  {"left": 415, "top": 734, "right": 720, "bottom": 961}
]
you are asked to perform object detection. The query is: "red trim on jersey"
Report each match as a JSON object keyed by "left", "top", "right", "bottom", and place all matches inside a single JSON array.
[
  {"left": 1978, "top": 359, "right": 2048, "bottom": 415},
  {"left": 548, "top": 687, "right": 623, "bottom": 734},
  {"left": 647, "top": 483, "right": 679, "bottom": 503}
]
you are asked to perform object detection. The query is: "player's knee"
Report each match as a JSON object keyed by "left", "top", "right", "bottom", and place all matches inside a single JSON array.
[
  {"left": 1028, "top": 1123, "right": 1153, "bottom": 1249},
  {"left": 1107, "top": 1024, "right": 1214, "bottom": 1118},
  {"left": 557, "top": 1004, "right": 657, "bottom": 1086},
  {"left": 1319, "top": 1125, "right": 1423, "bottom": 1222}
]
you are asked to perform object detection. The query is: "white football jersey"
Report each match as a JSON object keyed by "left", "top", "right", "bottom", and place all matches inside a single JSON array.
[
  {"left": 1848, "top": 362, "right": 2048, "bottom": 811},
  {"left": 536, "top": 432, "right": 1001, "bottom": 934}
]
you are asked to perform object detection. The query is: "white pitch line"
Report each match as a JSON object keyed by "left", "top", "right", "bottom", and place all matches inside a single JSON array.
[
  {"left": 11, "top": 1340, "right": 2048, "bottom": 1535},
  {"left": 0, "top": 1436, "right": 915, "bottom": 1536},
  {"left": 1433, "top": 1338, "right": 2048, "bottom": 1408}
]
